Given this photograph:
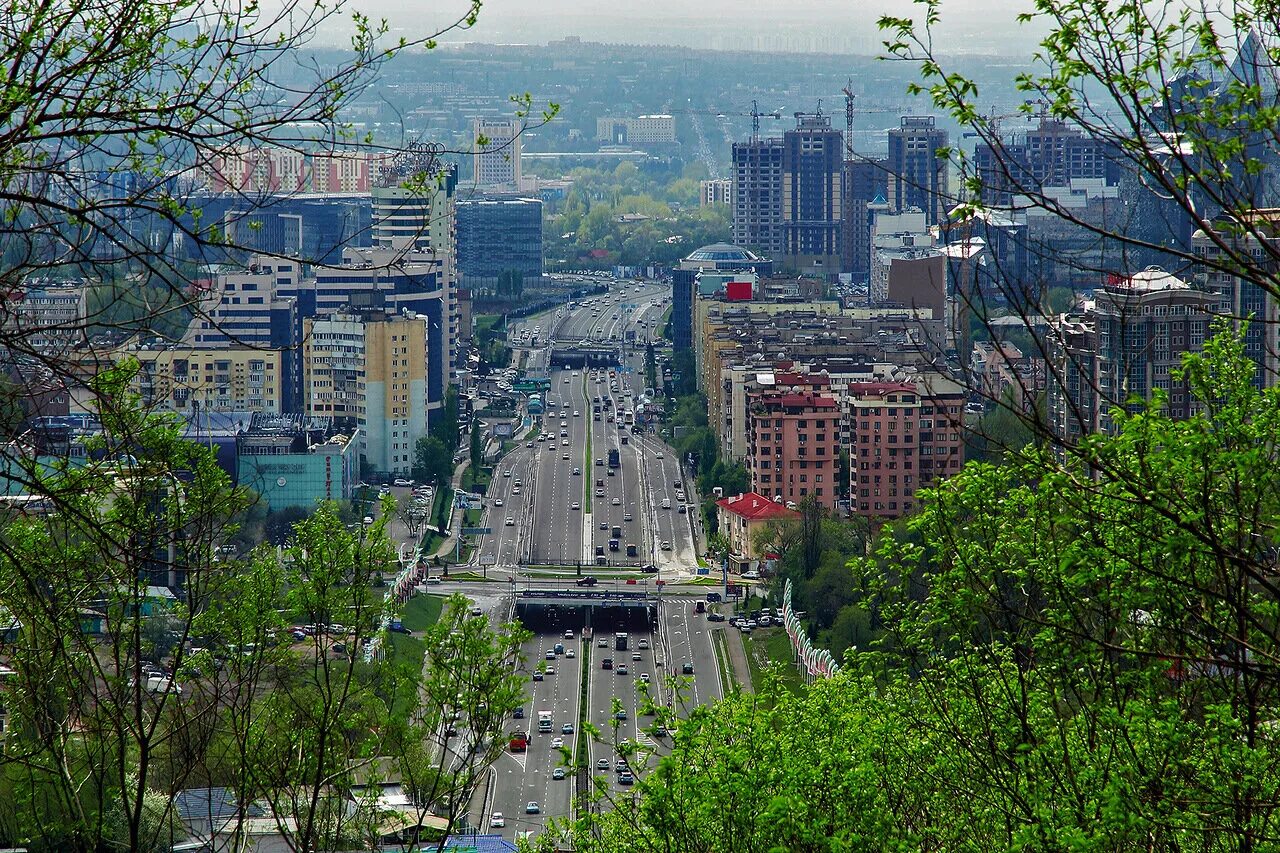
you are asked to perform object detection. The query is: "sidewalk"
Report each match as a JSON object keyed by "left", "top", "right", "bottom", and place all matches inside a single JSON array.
[
  {"left": 430, "top": 458, "right": 471, "bottom": 560},
  {"left": 718, "top": 625, "right": 754, "bottom": 692}
]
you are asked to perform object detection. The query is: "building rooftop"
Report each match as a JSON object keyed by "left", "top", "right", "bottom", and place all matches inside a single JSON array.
[
  {"left": 716, "top": 492, "right": 801, "bottom": 522},
  {"left": 685, "top": 243, "right": 763, "bottom": 264},
  {"left": 1114, "top": 266, "right": 1190, "bottom": 292}
]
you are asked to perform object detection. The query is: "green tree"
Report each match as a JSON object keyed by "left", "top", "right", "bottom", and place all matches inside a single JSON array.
[
  {"left": 565, "top": 327, "right": 1280, "bottom": 851},
  {"left": 413, "top": 436, "right": 452, "bottom": 489},
  {"left": 469, "top": 418, "right": 484, "bottom": 469}
]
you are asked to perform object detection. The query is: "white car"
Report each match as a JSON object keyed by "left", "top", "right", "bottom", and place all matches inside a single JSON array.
[
  {"left": 393, "top": 478, "right": 413, "bottom": 487},
  {"left": 566, "top": 648, "right": 576, "bottom": 658},
  {"left": 655, "top": 452, "right": 664, "bottom": 459},
  {"left": 574, "top": 411, "right": 580, "bottom": 417},
  {"left": 571, "top": 502, "right": 581, "bottom": 511},
  {"left": 551, "top": 737, "right": 564, "bottom": 748},
  {"left": 660, "top": 540, "right": 671, "bottom": 550},
  {"left": 495, "top": 498, "right": 504, "bottom": 507},
  {"left": 505, "top": 517, "right": 514, "bottom": 526},
  {"left": 490, "top": 813, "right": 505, "bottom": 828}
]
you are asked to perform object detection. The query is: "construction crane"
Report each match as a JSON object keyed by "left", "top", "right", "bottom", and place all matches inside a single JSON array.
[{"left": 666, "top": 103, "right": 784, "bottom": 140}]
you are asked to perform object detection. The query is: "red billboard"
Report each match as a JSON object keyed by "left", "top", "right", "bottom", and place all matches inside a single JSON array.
[{"left": 725, "top": 280, "right": 753, "bottom": 301}]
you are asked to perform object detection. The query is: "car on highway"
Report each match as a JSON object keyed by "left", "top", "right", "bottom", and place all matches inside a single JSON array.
[
  {"left": 617, "top": 664, "right": 628, "bottom": 675},
  {"left": 612, "top": 497, "right": 620, "bottom": 505},
  {"left": 682, "top": 663, "right": 695, "bottom": 674},
  {"left": 576, "top": 576, "right": 598, "bottom": 587},
  {"left": 551, "top": 737, "right": 564, "bottom": 748},
  {"left": 561, "top": 439, "right": 570, "bottom": 447},
  {"left": 505, "top": 517, "right": 514, "bottom": 526},
  {"left": 562, "top": 453, "right": 570, "bottom": 460},
  {"left": 565, "top": 629, "right": 575, "bottom": 639},
  {"left": 619, "top": 771, "right": 635, "bottom": 785},
  {"left": 660, "top": 540, "right": 671, "bottom": 550},
  {"left": 632, "top": 652, "right": 641, "bottom": 661},
  {"left": 553, "top": 767, "right": 566, "bottom": 780},
  {"left": 546, "top": 650, "right": 556, "bottom": 659},
  {"left": 640, "top": 672, "right": 650, "bottom": 683},
  {"left": 597, "top": 758, "right": 610, "bottom": 771},
  {"left": 562, "top": 722, "right": 575, "bottom": 733},
  {"left": 566, "top": 648, "right": 575, "bottom": 658},
  {"left": 602, "top": 658, "right": 613, "bottom": 670},
  {"left": 638, "top": 638, "right": 649, "bottom": 649},
  {"left": 495, "top": 498, "right": 504, "bottom": 507},
  {"left": 532, "top": 671, "right": 544, "bottom": 681},
  {"left": 545, "top": 665, "right": 556, "bottom": 675},
  {"left": 571, "top": 502, "right": 580, "bottom": 511},
  {"left": 526, "top": 442, "right": 534, "bottom": 448},
  {"left": 503, "top": 470, "right": 512, "bottom": 478},
  {"left": 573, "top": 467, "right": 581, "bottom": 475},
  {"left": 661, "top": 498, "right": 671, "bottom": 509},
  {"left": 615, "top": 709, "right": 628, "bottom": 720},
  {"left": 574, "top": 411, "right": 580, "bottom": 417},
  {"left": 655, "top": 452, "right": 664, "bottom": 459},
  {"left": 624, "top": 512, "right": 633, "bottom": 522},
  {"left": 526, "top": 802, "right": 540, "bottom": 814},
  {"left": 595, "top": 488, "right": 605, "bottom": 497},
  {"left": 490, "top": 813, "right": 505, "bottom": 828}
]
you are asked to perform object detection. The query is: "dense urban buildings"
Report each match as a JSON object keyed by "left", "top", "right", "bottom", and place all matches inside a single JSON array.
[
  {"left": 671, "top": 243, "right": 774, "bottom": 353},
  {"left": 715, "top": 491, "right": 800, "bottom": 573}
]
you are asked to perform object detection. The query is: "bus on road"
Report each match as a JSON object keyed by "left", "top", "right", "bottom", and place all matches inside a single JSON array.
[{"left": 615, "top": 632, "right": 629, "bottom": 651}]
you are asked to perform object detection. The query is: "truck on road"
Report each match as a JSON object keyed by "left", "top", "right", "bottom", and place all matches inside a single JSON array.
[
  {"left": 607, "top": 448, "right": 620, "bottom": 468},
  {"left": 538, "top": 710, "right": 553, "bottom": 733}
]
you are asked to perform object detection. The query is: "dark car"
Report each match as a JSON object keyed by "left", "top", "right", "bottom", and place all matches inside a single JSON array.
[
  {"left": 514, "top": 707, "right": 524, "bottom": 719},
  {"left": 681, "top": 663, "right": 694, "bottom": 675},
  {"left": 576, "top": 576, "right": 598, "bottom": 587},
  {"left": 708, "top": 612, "right": 726, "bottom": 622}
]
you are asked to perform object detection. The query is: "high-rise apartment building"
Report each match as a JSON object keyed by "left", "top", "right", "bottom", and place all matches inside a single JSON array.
[
  {"left": 886, "top": 116, "right": 949, "bottom": 225},
  {"left": 746, "top": 391, "right": 841, "bottom": 509},
  {"left": 302, "top": 309, "right": 430, "bottom": 476},
  {"left": 974, "top": 118, "right": 1120, "bottom": 206},
  {"left": 473, "top": 119, "right": 522, "bottom": 189},
  {"left": 732, "top": 137, "right": 785, "bottom": 257},
  {"left": 1191, "top": 213, "right": 1280, "bottom": 388},
  {"left": 847, "top": 375, "right": 966, "bottom": 519},
  {"left": 842, "top": 156, "right": 888, "bottom": 279},
  {"left": 370, "top": 164, "right": 459, "bottom": 376},
  {"left": 310, "top": 247, "right": 450, "bottom": 414},
  {"left": 1047, "top": 268, "right": 1216, "bottom": 439},
  {"left": 781, "top": 114, "right": 844, "bottom": 273}
]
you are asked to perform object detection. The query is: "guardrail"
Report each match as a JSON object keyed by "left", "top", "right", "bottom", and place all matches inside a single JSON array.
[{"left": 783, "top": 579, "right": 839, "bottom": 679}]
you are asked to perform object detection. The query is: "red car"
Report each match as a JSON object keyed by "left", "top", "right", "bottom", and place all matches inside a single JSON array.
[{"left": 625, "top": 579, "right": 637, "bottom": 585}]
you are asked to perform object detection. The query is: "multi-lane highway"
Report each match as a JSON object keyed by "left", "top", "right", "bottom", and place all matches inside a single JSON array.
[
  {"left": 462, "top": 279, "right": 729, "bottom": 839},
  {"left": 482, "top": 587, "right": 723, "bottom": 841}
]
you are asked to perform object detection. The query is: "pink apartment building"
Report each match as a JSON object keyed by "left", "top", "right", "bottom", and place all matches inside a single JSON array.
[
  {"left": 746, "top": 391, "right": 840, "bottom": 510},
  {"left": 848, "top": 379, "right": 965, "bottom": 519}
]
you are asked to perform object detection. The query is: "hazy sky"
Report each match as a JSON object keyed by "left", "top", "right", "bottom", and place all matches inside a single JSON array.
[{"left": 345, "top": 0, "right": 1041, "bottom": 54}]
